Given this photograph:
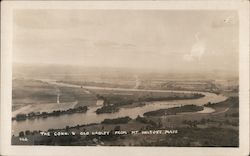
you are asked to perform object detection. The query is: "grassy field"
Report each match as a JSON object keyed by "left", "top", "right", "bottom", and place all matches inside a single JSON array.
[
  {"left": 12, "top": 79, "right": 59, "bottom": 105},
  {"left": 12, "top": 79, "right": 97, "bottom": 116}
]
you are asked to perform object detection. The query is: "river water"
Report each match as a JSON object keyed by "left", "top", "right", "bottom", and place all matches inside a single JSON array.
[{"left": 12, "top": 80, "right": 227, "bottom": 136}]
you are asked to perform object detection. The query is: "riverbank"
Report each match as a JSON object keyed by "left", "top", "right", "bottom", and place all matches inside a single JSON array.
[
  {"left": 95, "top": 93, "right": 205, "bottom": 114},
  {"left": 12, "top": 106, "right": 88, "bottom": 121},
  {"left": 12, "top": 96, "right": 239, "bottom": 146},
  {"left": 143, "top": 105, "right": 204, "bottom": 117},
  {"left": 11, "top": 79, "right": 227, "bottom": 136}
]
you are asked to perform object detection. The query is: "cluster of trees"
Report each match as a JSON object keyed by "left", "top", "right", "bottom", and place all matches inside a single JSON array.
[
  {"left": 13, "top": 106, "right": 88, "bottom": 121},
  {"left": 182, "top": 118, "right": 239, "bottom": 127},
  {"left": 101, "top": 116, "right": 132, "bottom": 124},
  {"left": 142, "top": 93, "right": 205, "bottom": 102},
  {"left": 18, "top": 130, "right": 40, "bottom": 137},
  {"left": 135, "top": 115, "right": 163, "bottom": 130},
  {"left": 96, "top": 105, "right": 119, "bottom": 114},
  {"left": 100, "top": 96, "right": 134, "bottom": 107},
  {"left": 95, "top": 96, "right": 134, "bottom": 114},
  {"left": 204, "top": 97, "right": 239, "bottom": 108},
  {"left": 143, "top": 105, "right": 204, "bottom": 117},
  {"left": 135, "top": 115, "right": 157, "bottom": 126}
]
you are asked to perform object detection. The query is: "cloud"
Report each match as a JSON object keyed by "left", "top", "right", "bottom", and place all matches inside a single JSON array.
[
  {"left": 183, "top": 33, "right": 206, "bottom": 62},
  {"left": 190, "top": 40, "right": 206, "bottom": 60}
]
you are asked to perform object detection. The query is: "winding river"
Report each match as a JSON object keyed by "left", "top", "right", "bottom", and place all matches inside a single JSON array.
[{"left": 12, "top": 80, "right": 227, "bottom": 136}]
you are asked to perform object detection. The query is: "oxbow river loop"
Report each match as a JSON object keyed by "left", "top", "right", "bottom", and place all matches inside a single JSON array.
[{"left": 12, "top": 80, "right": 227, "bottom": 135}]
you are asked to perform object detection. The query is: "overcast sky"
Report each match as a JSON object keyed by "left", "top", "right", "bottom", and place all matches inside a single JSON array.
[{"left": 13, "top": 10, "right": 238, "bottom": 74}]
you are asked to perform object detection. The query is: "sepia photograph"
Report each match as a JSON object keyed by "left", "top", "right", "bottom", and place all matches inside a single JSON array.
[{"left": 1, "top": 1, "right": 249, "bottom": 156}]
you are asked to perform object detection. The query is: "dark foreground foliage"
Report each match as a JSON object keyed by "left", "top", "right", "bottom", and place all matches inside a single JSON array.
[{"left": 141, "top": 127, "right": 238, "bottom": 147}]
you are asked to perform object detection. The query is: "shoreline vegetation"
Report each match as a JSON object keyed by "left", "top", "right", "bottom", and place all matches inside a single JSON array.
[
  {"left": 12, "top": 106, "right": 88, "bottom": 121},
  {"left": 101, "top": 116, "right": 132, "bottom": 124},
  {"left": 204, "top": 97, "right": 237, "bottom": 108},
  {"left": 96, "top": 93, "right": 205, "bottom": 114},
  {"left": 12, "top": 93, "right": 205, "bottom": 121},
  {"left": 11, "top": 67, "right": 239, "bottom": 147},
  {"left": 143, "top": 105, "right": 204, "bottom": 117},
  {"left": 12, "top": 96, "right": 239, "bottom": 147}
]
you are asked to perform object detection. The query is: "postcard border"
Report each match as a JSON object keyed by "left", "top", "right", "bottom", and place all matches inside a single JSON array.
[{"left": 1, "top": 1, "right": 249, "bottom": 156}]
